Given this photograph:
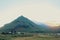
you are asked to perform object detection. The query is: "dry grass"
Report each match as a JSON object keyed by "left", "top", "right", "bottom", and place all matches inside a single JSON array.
[
  {"left": 0, "top": 34, "right": 60, "bottom": 40},
  {"left": 13, "top": 37, "right": 60, "bottom": 40}
]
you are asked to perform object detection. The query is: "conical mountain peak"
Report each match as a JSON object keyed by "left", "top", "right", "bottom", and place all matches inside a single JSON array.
[
  {"left": 1, "top": 15, "right": 40, "bottom": 33},
  {"left": 15, "top": 15, "right": 27, "bottom": 21},
  {"left": 18, "top": 15, "right": 26, "bottom": 19},
  {"left": 0, "top": 15, "right": 53, "bottom": 33},
  {"left": 20, "top": 15, "right": 25, "bottom": 18}
]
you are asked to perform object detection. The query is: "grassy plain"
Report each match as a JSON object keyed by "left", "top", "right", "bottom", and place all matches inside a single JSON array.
[{"left": 0, "top": 34, "right": 60, "bottom": 40}]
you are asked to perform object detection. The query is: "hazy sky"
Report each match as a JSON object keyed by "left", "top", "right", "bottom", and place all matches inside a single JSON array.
[{"left": 0, "top": 0, "right": 60, "bottom": 27}]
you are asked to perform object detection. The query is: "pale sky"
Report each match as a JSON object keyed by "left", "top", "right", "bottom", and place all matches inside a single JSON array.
[{"left": 0, "top": 0, "right": 60, "bottom": 27}]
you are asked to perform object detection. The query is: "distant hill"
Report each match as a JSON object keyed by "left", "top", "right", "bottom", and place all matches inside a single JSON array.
[
  {"left": 0, "top": 16, "right": 60, "bottom": 33},
  {"left": 0, "top": 16, "right": 45, "bottom": 33}
]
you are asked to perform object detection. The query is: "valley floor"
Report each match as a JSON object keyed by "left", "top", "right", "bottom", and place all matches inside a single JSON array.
[
  {"left": 13, "top": 37, "right": 60, "bottom": 40},
  {"left": 0, "top": 34, "right": 60, "bottom": 40}
]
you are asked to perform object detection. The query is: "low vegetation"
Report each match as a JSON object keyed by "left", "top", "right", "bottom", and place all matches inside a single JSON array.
[{"left": 0, "top": 34, "right": 60, "bottom": 40}]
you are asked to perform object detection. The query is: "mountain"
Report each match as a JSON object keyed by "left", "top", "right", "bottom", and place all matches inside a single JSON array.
[
  {"left": 0, "top": 16, "right": 59, "bottom": 33},
  {"left": 0, "top": 16, "right": 44, "bottom": 33}
]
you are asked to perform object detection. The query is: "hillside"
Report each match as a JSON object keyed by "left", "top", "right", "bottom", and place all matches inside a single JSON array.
[
  {"left": 0, "top": 16, "right": 60, "bottom": 33},
  {"left": 0, "top": 16, "right": 43, "bottom": 33}
]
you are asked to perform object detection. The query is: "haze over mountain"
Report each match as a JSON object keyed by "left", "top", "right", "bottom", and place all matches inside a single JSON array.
[{"left": 0, "top": 16, "right": 60, "bottom": 33}]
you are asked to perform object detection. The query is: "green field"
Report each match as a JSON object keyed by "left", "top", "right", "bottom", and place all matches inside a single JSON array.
[
  {"left": 0, "top": 34, "right": 60, "bottom": 40},
  {"left": 13, "top": 37, "right": 60, "bottom": 40}
]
